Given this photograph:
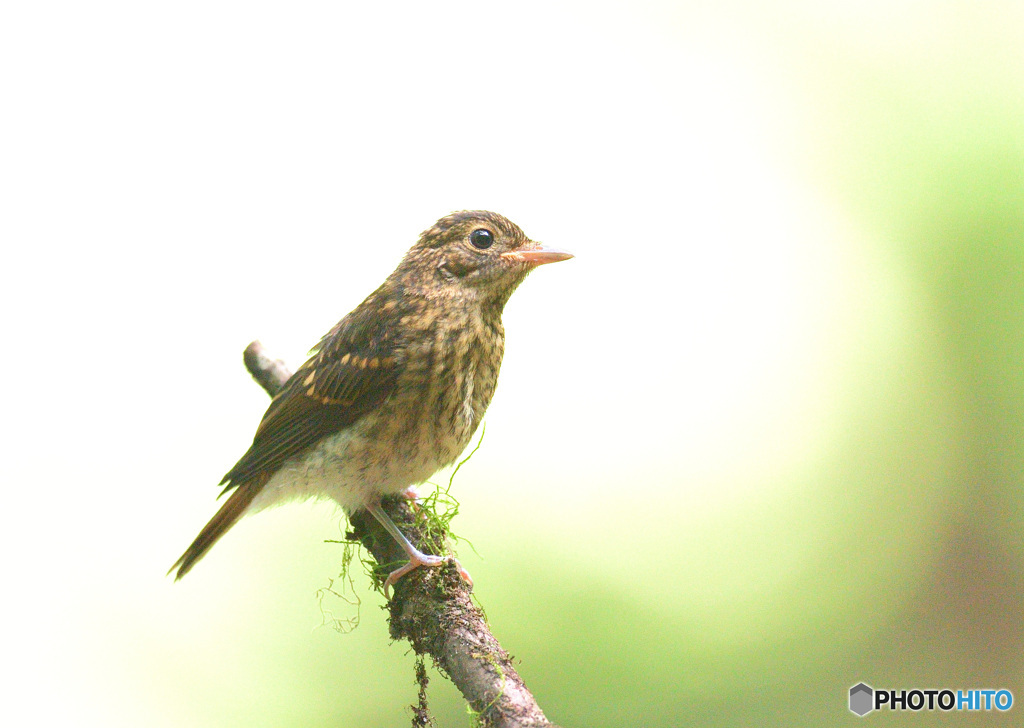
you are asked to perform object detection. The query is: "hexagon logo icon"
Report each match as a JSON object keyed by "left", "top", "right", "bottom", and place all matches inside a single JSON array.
[{"left": 849, "top": 683, "right": 874, "bottom": 716}]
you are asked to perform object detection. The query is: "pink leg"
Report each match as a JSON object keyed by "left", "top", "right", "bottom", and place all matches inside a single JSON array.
[{"left": 366, "top": 501, "right": 473, "bottom": 598}]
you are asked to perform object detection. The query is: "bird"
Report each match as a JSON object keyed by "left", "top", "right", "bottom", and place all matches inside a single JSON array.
[{"left": 170, "top": 210, "right": 573, "bottom": 594}]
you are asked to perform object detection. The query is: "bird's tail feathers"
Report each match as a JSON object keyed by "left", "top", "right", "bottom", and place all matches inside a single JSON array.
[{"left": 169, "top": 480, "right": 262, "bottom": 580}]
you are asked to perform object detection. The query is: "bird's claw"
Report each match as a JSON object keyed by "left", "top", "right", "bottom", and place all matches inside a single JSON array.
[{"left": 382, "top": 553, "right": 473, "bottom": 599}]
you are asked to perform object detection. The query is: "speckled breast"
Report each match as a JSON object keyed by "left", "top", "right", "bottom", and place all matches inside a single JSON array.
[{"left": 359, "top": 308, "right": 504, "bottom": 491}]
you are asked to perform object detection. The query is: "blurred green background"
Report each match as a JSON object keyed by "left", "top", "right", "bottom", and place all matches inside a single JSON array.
[{"left": 3, "top": 1, "right": 1022, "bottom": 726}]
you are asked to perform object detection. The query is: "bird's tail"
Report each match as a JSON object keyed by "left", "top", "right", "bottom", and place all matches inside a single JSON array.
[{"left": 169, "top": 482, "right": 262, "bottom": 580}]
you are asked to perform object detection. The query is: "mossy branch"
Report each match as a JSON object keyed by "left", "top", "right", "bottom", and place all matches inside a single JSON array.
[{"left": 242, "top": 340, "right": 557, "bottom": 728}]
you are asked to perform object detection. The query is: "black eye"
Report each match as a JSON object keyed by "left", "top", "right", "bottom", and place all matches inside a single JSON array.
[{"left": 470, "top": 229, "right": 494, "bottom": 249}]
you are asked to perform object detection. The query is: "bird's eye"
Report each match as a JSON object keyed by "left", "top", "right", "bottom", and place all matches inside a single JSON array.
[{"left": 470, "top": 229, "right": 494, "bottom": 250}]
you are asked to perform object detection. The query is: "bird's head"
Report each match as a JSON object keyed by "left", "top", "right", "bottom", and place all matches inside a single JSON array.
[{"left": 396, "top": 211, "right": 573, "bottom": 307}]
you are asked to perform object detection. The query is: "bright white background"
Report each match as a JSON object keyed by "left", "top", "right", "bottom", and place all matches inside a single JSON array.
[{"left": 2, "top": 1, "right": 1021, "bottom": 726}]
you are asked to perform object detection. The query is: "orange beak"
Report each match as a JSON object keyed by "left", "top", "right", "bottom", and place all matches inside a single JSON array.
[{"left": 501, "top": 244, "right": 574, "bottom": 266}]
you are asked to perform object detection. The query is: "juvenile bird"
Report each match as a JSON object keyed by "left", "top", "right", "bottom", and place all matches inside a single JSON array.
[{"left": 171, "top": 211, "right": 572, "bottom": 593}]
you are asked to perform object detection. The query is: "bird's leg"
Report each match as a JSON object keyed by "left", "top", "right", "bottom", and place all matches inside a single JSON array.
[{"left": 366, "top": 500, "right": 472, "bottom": 598}]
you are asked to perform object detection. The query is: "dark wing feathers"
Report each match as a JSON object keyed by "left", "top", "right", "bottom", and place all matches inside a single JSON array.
[{"left": 220, "top": 290, "right": 404, "bottom": 488}]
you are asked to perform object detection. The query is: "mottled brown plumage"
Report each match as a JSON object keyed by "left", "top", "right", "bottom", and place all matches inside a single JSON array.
[{"left": 171, "top": 211, "right": 572, "bottom": 590}]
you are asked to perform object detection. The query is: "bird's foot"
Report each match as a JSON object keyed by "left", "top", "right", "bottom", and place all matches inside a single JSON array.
[
  {"left": 367, "top": 500, "right": 472, "bottom": 598},
  {"left": 382, "top": 550, "right": 473, "bottom": 599}
]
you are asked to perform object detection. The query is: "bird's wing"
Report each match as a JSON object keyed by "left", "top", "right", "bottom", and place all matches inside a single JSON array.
[
  {"left": 171, "top": 287, "right": 407, "bottom": 580},
  {"left": 221, "top": 296, "right": 404, "bottom": 488}
]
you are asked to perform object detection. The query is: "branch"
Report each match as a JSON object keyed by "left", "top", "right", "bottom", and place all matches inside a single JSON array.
[{"left": 242, "top": 340, "right": 557, "bottom": 728}]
